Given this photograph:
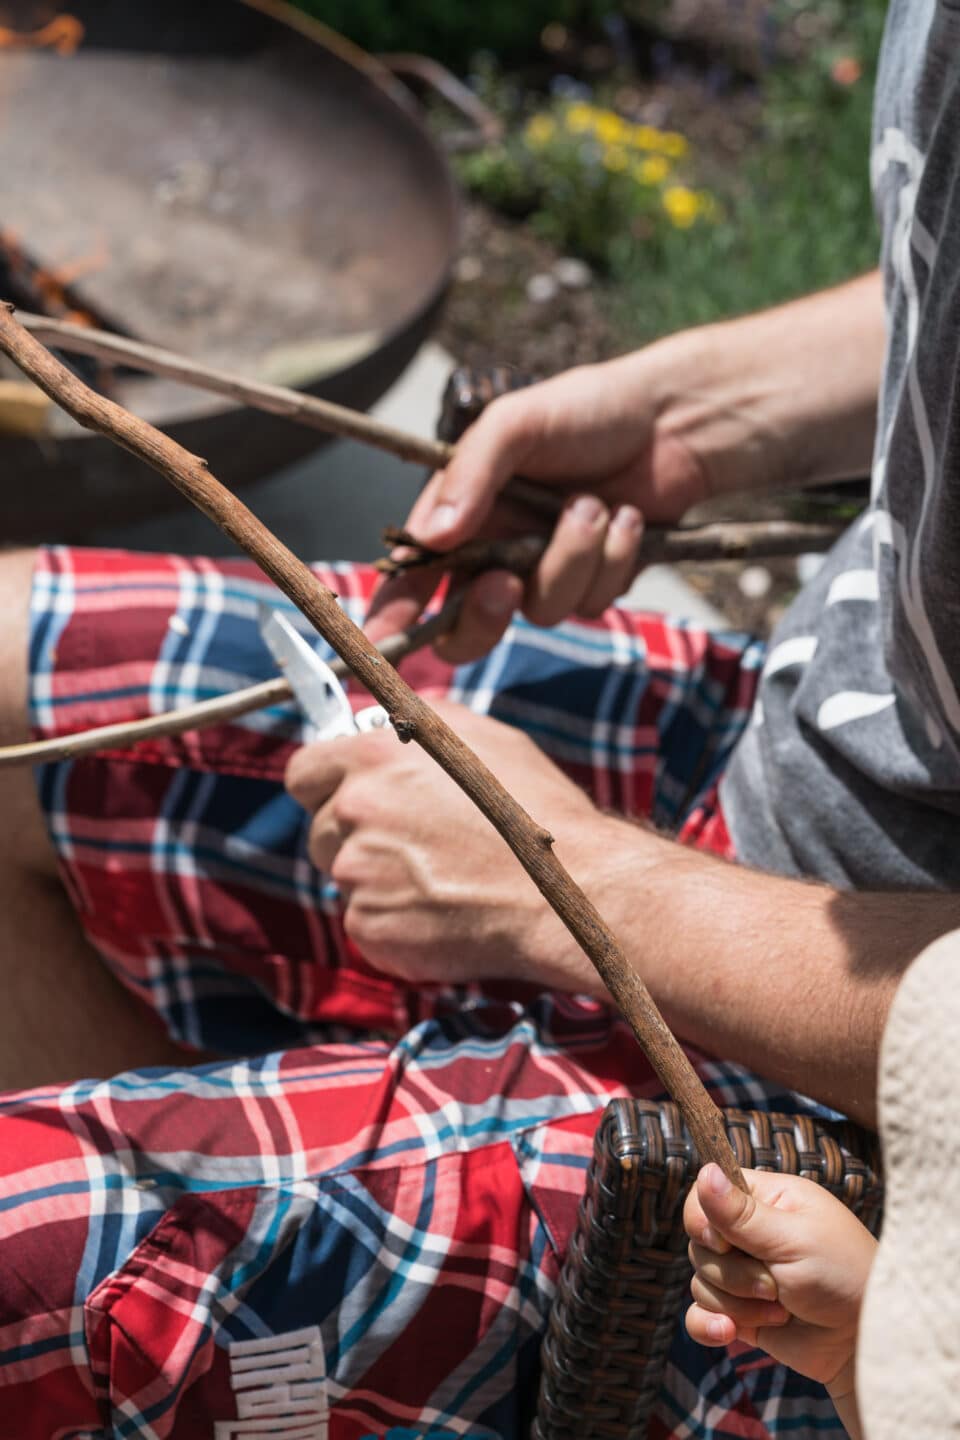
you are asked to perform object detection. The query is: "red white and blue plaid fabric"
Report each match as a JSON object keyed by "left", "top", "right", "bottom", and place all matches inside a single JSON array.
[
  {"left": 1, "top": 1005, "right": 840, "bottom": 1440},
  {"left": 4, "top": 547, "right": 845, "bottom": 1437},
  {"left": 28, "top": 547, "right": 760, "bottom": 1054}
]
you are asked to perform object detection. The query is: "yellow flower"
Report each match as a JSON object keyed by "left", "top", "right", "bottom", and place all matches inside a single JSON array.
[
  {"left": 634, "top": 154, "right": 670, "bottom": 185},
  {"left": 525, "top": 114, "right": 556, "bottom": 148},
  {"left": 565, "top": 101, "right": 596, "bottom": 134},
  {"left": 593, "top": 109, "right": 628, "bottom": 146},
  {"left": 603, "top": 145, "right": 630, "bottom": 173},
  {"left": 662, "top": 185, "right": 701, "bottom": 228},
  {"left": 631, "top": 124, "right": 665, "bottom": 152},
  {"left": 659, "top": 130, "right": 690, "bottom": 158}
]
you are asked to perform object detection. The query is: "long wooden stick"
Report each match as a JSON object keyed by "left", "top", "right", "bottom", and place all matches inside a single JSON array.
[
  {"left": 20, "top": 312, "right": 559, "bottom": 518},
  {"left": 20, "top": 311, "right": 449, "bottom": 466},
  {"left": 0, "top": 510, "right": 842, "bottom": 769},
  {"left": 20, "top": 310, "right": 848, "bottom": 555},
  {"left": 0, "top": 302, "right": 744, "bottom": 1187},
  {"left": 0, "top": 596, "right": 463, "bottom": 770},
  {"left": 0, "top": 512, "right": 843, "bottom": 770}
]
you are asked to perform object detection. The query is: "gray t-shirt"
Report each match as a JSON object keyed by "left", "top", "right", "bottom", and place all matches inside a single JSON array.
[{"left": 721, "top": 0, "right": 960, "bottom": 890}]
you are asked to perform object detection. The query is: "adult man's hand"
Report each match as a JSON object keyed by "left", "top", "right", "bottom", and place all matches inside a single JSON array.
[
  {"left": 366, "top": 273, "right": 884, "bottom": 662},
  {"left": 285, "top": 700, "right": 635, "bottom": 995},
  {"left": 284, "top": 691, "right": 960, "bottom": 1127},
  {"left": 366, "top": 355, "right": 708, "bottom": 663}
]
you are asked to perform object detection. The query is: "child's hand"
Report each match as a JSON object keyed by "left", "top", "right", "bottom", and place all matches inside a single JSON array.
[{"left": 684, "top": 1163, "right": 877, "bottom": 1431}]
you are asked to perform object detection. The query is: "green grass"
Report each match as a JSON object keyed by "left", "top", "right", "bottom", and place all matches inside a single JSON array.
[{"left": 618, "top": 2, "right": 888, "bottom": 341}]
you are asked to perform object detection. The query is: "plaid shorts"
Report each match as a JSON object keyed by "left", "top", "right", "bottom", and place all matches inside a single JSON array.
[
  {"left": 5, "top": 548, "right": 844, "bottom": 1437},
  {"left": 28, "top": 547, "right": 762, "bottom": 1054}
]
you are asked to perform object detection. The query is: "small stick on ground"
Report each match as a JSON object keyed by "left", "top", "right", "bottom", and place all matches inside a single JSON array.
[{"left": 0, "top": 301, "right": 745, "bottom": 1189}]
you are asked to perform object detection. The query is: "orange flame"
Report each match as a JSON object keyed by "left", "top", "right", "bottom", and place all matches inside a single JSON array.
[
  {"left": 0, "top": 14, "right": 84, "bottom": 56},
  {"left": 0, "top": 227, "right": 107, "bottom": 327}
]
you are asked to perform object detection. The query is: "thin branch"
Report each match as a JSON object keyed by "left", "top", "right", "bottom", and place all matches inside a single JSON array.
[
  {"left": 0, "top": 302, "right": 744, "bottom": 1188},
  {"left": 637, "top": 518, "right": 845, "bottom": 564},
  {"left": 1, "top": 513, "right": 844, "bottom": 769},
  {"left": 20, "top": 311, "right": 449, "bottom": 467},
  {"left": 2, "top": 510, "right": 844, "bottom": 769},
  {"left": 377, "top": 518, "right": 846, "bottom": 578},
  {"left": 19, "top": 310, "right": 851, "bottom": 543},
  {"left": 0, "top": 596, "right": 462, "bottom": 769},
  {"left": 23, "top": 311, "right": 565, "bottom": 520}
]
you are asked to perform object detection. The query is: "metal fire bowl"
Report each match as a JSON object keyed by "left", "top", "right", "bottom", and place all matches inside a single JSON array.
[{"left": 0, "top": 0, "right": 459, "bottom": 540}]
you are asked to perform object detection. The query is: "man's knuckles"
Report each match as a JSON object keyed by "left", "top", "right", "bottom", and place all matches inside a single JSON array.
[
  {"left": 306, "top": 802, "right": 348, "bottom": 871},
  {"left": 285, "top": 743, "right": 351, "bottom": 809},
  {"left": 341, "top": 892, "right": 440, "bottom": 973},
  {"left": 342, "top": 898, "right": 404, "bottom": 952},
  {"left": 285, "top": 730, "right": 399, "bottom": 811}
]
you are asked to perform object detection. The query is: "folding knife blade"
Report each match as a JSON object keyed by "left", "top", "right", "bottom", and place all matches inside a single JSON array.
[{"left": 257, "top": 604, "right": 358, "bottom": 739}]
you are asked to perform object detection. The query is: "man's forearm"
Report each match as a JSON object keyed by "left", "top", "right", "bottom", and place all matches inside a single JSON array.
[
  {"left": 568, "top": 817, "right": 957, "bottom": 1127},
  {"left": 624, "top": 270, "right": 885, "bottom": 500}
]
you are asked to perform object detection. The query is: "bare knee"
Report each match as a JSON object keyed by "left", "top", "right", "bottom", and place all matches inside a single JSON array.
[
  {"left": 0, "top": 547, "right": 55, "bottom": 876},
  {"left": 0, "top": 547, "right": 37, "bottom": 744}
]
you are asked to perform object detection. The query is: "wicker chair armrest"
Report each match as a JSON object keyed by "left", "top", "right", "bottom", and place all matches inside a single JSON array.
[{"left": 533, "top": 1098, "right": 881, "bottom": 1440}]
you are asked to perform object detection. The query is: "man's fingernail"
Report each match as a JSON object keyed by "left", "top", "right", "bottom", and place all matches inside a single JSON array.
[
  {"left": 706, "top": 1317, "right": 728, "bottom": 1341},
  {"left": 571, "top": 495, "right": 605, "bottom": 526},
  {"left": 420, "top": 502, "right": 459, "bottom": 540},
  {"left": 753, "top": 1273, "right": 777, "bottom": 1300},
  {"left": 613, "top": 504, "right": 642, "bottom": 534},
  {"left": 707, "top": 1165, "right": 732, "bottom": 1198}
]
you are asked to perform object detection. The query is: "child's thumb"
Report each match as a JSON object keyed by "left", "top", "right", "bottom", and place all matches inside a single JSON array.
[{"left": 696, "top": 1163, "right": 788, "bottom": 1263}]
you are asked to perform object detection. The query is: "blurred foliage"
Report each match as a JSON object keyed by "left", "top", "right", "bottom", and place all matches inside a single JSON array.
[
  {"left": 458, "top": 96, "right": 715, "bottom": 270},
  {"left": 290, "top": 0, "right": 610, "bottom": 68},
  {"left": 293, "top": 0, "right": 889, "bottom": 344},
  {"left": 459, "top": 0, "right": 889, "bottom": 341},
  {"left": 643, "top": 0, "right": 888, "bottom": 331}
]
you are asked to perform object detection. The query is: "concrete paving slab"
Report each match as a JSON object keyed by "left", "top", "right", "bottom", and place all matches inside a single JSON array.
[{"left": 622, "top": 563, "right": 728, "bottom": 627}]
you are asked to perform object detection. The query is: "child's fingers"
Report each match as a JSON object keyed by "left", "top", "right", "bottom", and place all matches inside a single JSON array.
[
  {"left": 693, "top": 1163, "right": 794, "bottom": 1263},
  {"left": 690, "top": 1273, "right": 791, "bottom": 1332},
  {"left": 687, "top": 1240, "right": 779, "bottom": 1302},
  {"left": 683, "top": 1184, "right": 733, "bottom": 1255},
  {"left": 685, "top": 1302, "right": 739, "bottom": 1347}
]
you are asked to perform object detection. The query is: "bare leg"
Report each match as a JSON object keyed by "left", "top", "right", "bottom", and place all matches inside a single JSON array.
[{"left": 0, "top": 549, "right": 192, "bottom": 1089}]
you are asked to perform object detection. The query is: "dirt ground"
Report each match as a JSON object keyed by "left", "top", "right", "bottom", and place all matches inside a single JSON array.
[{"left": 436, "top": 201, "right": 620, "bottom": 375}]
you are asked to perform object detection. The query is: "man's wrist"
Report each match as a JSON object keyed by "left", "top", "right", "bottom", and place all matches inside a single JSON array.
[
  {"left": 618, "top": 273, "right": 884, "bottom": 501},
  {"left": 612, "top": 318, "right": 803, "bottom": 501}
]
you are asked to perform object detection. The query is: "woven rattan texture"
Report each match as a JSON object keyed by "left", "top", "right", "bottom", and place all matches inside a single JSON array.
[{"left": 533, "top": 1099, "right": 882, "bottom": 1440}]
